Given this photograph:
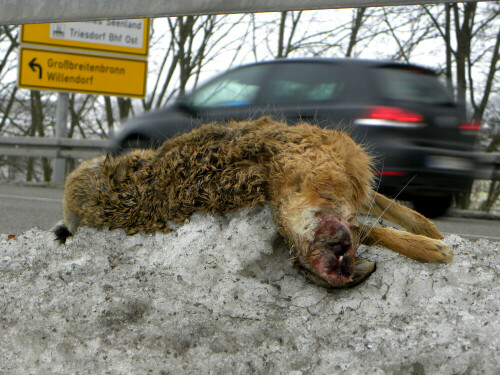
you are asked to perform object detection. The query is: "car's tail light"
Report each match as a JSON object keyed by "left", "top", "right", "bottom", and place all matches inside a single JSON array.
[
  {"left": 375, "top": 170, "right": 408, "bottom": 176},
  {"left": 355, "top": 106, "right": 425, "bottom": 127},
  {"left": 367, "top": 106, "right": 424, "bottom": 122},
  {"left": 458, "top": 121, "right": 481, "bottom": 131}
]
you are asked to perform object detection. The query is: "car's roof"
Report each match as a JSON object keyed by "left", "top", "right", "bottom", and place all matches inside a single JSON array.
[{"left": 231, "top": 57, "right": 436, "bottom": 74}]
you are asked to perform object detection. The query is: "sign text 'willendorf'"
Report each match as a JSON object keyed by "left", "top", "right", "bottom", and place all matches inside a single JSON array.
[{"left": 18, "top": 48, "right": 147, "bottom": 98}]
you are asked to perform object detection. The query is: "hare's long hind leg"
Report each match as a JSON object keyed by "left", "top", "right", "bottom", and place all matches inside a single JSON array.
[
  {"left": 356, "top": 223, "right": 453, "bottom": 264},
  {"left": 362, "top": 190, "right": 443, "bottom": 239}
]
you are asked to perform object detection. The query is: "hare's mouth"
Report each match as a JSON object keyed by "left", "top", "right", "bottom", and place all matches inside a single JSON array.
[{"left": 297, "top": 212, "right": 375, "bottom": 288}]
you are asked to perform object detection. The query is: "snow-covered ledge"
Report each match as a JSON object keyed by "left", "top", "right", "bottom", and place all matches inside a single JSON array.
[{"left": 1, "top": 205, "right": 498, "bottom": 374}]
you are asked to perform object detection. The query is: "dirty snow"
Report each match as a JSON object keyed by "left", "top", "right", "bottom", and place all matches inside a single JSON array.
[{"left": 1, "top": 205, "right": 499, "bottom": 374}]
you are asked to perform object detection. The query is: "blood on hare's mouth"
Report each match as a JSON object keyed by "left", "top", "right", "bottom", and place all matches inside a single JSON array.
[{"left": 297, "top": 212, "right": 375, "bottom": 288}]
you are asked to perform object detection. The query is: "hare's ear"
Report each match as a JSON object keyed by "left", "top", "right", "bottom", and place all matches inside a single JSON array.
[{"left": 102, "top": 154, "right": 127, "bottom": 184}]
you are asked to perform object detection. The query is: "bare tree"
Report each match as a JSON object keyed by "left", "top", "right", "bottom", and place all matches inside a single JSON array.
[
  {"left": 140, "top": 15, "right": 245, "bottom": 112},
  {"left": 423, "top": 2, "right": 499, "bottom": 118},
  {"left": 276, "top": 11, "right": 303, "bottom": 58},
  {"left": 423, "top": 2, "right": 499, "bottom": 209},
  {"left": 246, "top": 8, "right": 388, "bottom": 60},
  {"left": 0, "top": 26, "right": 19, "bottom": 133},
  {"left": 27, "top": 90, "right": 51, "bottom": 181},
  {"left": 68, "top": 94, "right": 96, "bottom": 138},
  {"left": 381, "top": 6, "right": 436, "bottom": 63},
  {"left": 345, "top": 8, "right": 367, "bottom": 58},
  {"left": 0, "top": 26, "right": 18, "bottom": 76}
]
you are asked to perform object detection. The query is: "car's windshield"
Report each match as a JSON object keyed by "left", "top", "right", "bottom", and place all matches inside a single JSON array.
[
  {"left": 187, "top": 65, "right": 268, "bottom": 108},
  {"left": 374, "top": 66, "right": 454, "bottom": 104}
]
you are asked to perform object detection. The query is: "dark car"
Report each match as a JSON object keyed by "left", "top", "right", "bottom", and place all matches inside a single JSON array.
[{"left": 110, "top": 58, "right": 480, "bottom": 217}]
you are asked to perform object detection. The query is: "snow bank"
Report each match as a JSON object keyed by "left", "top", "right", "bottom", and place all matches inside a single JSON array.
[{"left": 1, "top": 205, "right": 499, "bottom": 374}]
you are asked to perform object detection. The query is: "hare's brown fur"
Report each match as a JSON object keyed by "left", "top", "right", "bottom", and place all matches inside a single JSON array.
[{"left": 58, "top": 117, "right": 452, "bottom": 287}]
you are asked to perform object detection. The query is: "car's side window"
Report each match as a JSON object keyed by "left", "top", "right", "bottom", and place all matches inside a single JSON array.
[
  {"left": 189, "top": 65, "right": 267, "bottom": 108},
  {"left": 260, "top": 63, "right": 345, "bottom": 104}
]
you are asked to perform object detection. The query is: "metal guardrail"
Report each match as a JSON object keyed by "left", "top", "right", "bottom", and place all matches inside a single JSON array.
[
  {"left": 0, "top": 1, "right": 468, "bottom": 26},
  {"left": 0, "top": 136, "right": 109, "bottom": 160},
  {"left": 476, "top": 152, "right": 500, "bottom": 181},
  {"left": 0, "top": 136, "right": 499, "bottom": 180}
]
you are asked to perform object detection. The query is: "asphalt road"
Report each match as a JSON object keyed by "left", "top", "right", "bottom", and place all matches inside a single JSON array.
[
  {"left": 1, "top": 182, "right": 499, "bottom": 241},
  {"left": 0, "top": 183, "right": 64, "bottom": 235}
]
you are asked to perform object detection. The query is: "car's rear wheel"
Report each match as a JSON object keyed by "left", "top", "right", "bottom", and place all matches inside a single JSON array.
[{"left": 412, "top": 195, "right": 453, "bottom": 218}]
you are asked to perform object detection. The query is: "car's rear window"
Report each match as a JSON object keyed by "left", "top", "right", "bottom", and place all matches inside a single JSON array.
[
  {"left": 259, "top": 63, "right": 345, "bottom": 104},
  {"left": 374, "top": 66, "right": 454, "bottom": 104}
]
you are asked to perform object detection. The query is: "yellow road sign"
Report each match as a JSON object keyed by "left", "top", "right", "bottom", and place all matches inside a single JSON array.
[
  {"left": 21, "top": 19, "right": 149, "bottom": 56},
  {"left": 18, "top": 48, "right": 147, "bottom": 98}
]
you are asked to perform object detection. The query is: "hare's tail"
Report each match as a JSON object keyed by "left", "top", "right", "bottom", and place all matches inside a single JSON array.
[{"left": 52, "top": 221, "right": 73, "bottom": 244}]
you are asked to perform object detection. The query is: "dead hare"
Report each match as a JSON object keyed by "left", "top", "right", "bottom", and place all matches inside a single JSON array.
[{"left": 54, "top": 117, "right": 453, "bottom": 288}]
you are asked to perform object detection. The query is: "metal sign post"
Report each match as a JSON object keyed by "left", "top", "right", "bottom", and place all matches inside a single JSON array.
[{"left": 53, "top": 92, "right": 69, "bottom": 185}]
